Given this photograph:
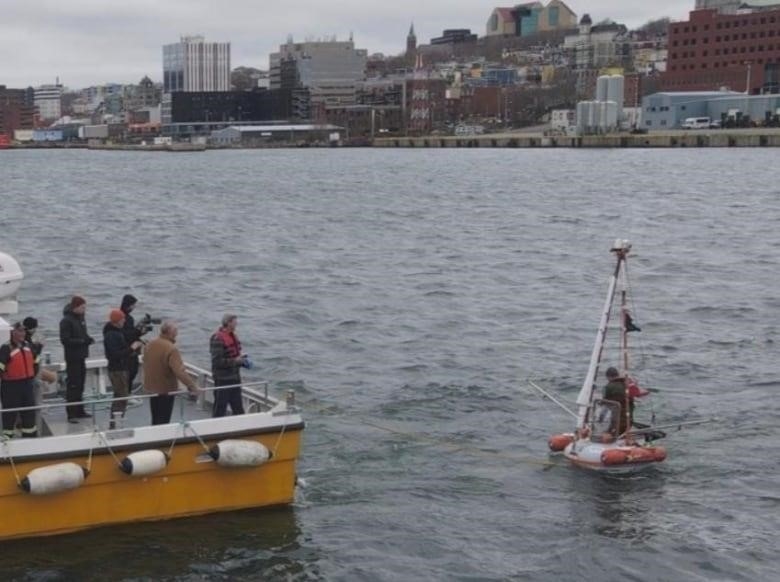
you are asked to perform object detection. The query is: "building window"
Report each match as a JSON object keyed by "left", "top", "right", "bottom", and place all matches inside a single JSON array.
[
  {"left": 751, "top": 32, "right": 756, "bottom": 39},
  {"left": 702, "top": 63, "right": 707, "bottom": 69},
  {"left": 673, "top": 40, "right": 679, "bottom": 46},
  {"left": 661, "top": 119, "right": 667, "bottom": 126},
  {"left": 681, "top": 105, "right": 687, "bottom": 111},
  {"left": 742, "top": 33, "right": 747, "bottom": 40},
  {"left": 724, "top": 35, "right": 729, "bottom": 41},
  {"left": 704, "top": 37, "right": 709, "bottom": 44},
  {"left": 684, "top": 27, "right": 689, "bottom": 33}
]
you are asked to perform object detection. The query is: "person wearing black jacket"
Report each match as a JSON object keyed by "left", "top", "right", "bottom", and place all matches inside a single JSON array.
[
  {"left": 59, "top": 295, "right": 94, "bottom": 421},
  {"left": 103, "top": 309, "right": 142, "bottom": 428},
  {"left": 120, "top": 294, "right": 143, "bottom": 390}
]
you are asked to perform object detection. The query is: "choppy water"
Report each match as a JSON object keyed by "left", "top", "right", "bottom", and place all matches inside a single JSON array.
[{"left": 0, "top": 148, "right": 778, "bottom": 581}]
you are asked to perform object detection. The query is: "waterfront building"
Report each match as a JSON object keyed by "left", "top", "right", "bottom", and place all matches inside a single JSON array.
[
  {"left": 34, "top": 84, "right": 63, "bottom": 122},
  {"left": 486, "top": 1, "right": 577, "bottom": 38},
  {"left": 269, "top": 39, "right": 367, "bottom": 108},
  {"left": 0, "top": 86, "right": 35, "bottom": 136},
  {"left": 163, "top": 89, "right": 308, "bottom": 138},
  {"left": 641, "top": 90, "right": 780, "bottom": 128},
  {"left": 662, "top": 6, "right": 780, "bottom": 93}
]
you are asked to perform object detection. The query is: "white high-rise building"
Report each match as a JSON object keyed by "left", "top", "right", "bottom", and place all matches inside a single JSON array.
[
  {"left": 34, "top": 84, "right": 63, "bottom": 121},
  {"left": 162, "top": 35, "right": 231, "bottom": 93}
]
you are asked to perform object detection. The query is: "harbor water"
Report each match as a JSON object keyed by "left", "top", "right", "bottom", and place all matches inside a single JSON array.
[{"left": 0, "top": 148, "right": 777, "bottom": 581}]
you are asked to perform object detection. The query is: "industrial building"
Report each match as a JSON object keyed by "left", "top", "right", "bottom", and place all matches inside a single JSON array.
[
  {"left": 641, "top": 91, "right": 780, "bottom": 128},
  {"left": 209, "top": 124, "right": 343, "bottom": 146}
]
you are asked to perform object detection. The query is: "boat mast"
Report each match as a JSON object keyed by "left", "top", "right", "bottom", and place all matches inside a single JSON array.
[{"left": 575, "top": 240, "right": 631, "bottom": 429}]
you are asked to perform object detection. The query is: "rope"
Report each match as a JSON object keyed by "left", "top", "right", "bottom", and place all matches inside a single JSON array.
[
  {"left": 271, "top": 420, "right": 288, "bottom": 457},
  {"left": 180, "top": 421, "right": 212, "bottom": 455},
  {"left": 95, "top": 429, "right": 125, "bottom": 469},
  {"left": 2, "top": 440, "right": 22, "bottom": 486}
]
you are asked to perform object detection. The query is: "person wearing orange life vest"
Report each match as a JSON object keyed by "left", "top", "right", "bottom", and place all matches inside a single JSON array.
[
  {"left": 0, "top": 322, "right": 39, "bottom": 438},
  {"left": 210, "top": 314, "right": 246, "bottom": 418}
]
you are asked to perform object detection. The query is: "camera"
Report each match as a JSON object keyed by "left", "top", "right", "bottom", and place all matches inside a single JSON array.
[
  {"left": 136, "top": 313, "right": 162, "bottom": 336},
  {"left": 241, "top": 355, "right": 254, "bottom": 369}
]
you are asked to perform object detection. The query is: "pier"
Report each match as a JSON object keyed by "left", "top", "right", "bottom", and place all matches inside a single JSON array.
[{"left": 373, "top": 128, "right": 780, "bottom": 149}]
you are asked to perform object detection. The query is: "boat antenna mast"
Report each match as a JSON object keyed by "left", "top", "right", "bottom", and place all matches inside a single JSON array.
[{"left": 575, "top": 240, "right": 632, "bottom": 430}]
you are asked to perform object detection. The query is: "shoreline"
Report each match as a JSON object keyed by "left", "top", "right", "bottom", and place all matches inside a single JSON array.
[{"left": 4, "top": 128, "right": 780, "bottom": 151}]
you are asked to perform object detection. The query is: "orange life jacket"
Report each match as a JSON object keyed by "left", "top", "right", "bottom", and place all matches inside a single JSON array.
[{"left": 1, "top": 343, "right": 36, "bottom": 381}]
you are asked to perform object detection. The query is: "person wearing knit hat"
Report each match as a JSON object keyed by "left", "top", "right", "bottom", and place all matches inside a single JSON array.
[
  {"left": 59, "top": 295, "right": 94, "bottom": 422},
  {"left": 103, "top": 308, "right": 142, "bottom": 429}
]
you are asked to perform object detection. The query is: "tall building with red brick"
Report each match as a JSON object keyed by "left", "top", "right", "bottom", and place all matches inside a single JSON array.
[{"left": 663, "top": 7, "right": 780, "bottom": 93}]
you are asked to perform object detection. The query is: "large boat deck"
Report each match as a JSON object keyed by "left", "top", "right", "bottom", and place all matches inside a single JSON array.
[{"left": 39, "top": 392, "right": 214, "bottom": 438}]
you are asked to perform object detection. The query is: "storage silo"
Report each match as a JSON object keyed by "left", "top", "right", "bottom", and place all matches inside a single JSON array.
[
  {"left": 596, "top": 76, "right": 610, "bottom": 102},
  {"left": 605, "top": 101, "right": 619, "bottom": 130},
  {"left": 607, "top": 75, "right": 625, "bottom": 108}
]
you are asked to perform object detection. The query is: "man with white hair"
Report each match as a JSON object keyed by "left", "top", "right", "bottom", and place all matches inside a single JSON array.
[
  {"left": 143, "top": 321, "right": 199, "bottom": 425},
  {"left": 210, "top": 313, "right": 246, "bottom": 417}
]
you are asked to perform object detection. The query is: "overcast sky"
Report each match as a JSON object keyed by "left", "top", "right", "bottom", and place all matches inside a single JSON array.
[{"left": 1, "top": 0, "right": 693, "bottom": 89}]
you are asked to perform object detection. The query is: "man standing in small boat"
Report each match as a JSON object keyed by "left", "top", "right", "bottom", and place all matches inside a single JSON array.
[
  {"left": 210, "top": 314, "right": 246, "bottom": 417},
  {"left": 603, "top": 367, "right": 649, "bottom": 434},
  {"left": 143, "top": 321, "right": 199, "bottom": 425},
  {"left": 0, "top": 322, "right": 39, "bottom": 437},
  {"left": 59, "top": 295, "right": 94, "bottom": 422}
]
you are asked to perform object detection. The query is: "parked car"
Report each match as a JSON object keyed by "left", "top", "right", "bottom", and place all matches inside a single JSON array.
[{"left": 709, "top": 120, "right": 721, "bottom": 129}]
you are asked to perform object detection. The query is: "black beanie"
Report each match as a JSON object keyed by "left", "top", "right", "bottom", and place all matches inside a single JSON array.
[
  {"left": 22, "top": 317, "right": 38, "bottom": 331},
  {"left": 121, "top": 294, "right": 138, "bottom": 312}
]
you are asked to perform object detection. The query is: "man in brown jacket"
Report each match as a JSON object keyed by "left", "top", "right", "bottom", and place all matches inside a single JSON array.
[{"left": 142, "top": 321, "right": 199, "bottom": 425}]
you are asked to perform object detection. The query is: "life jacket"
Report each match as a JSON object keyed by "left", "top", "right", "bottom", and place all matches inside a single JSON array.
[
  {"left": 1, "top": 342, "right": 36, "bottom": 381},
  {"left": 214, "top": 329, "right": 241, "bottom": 359}
]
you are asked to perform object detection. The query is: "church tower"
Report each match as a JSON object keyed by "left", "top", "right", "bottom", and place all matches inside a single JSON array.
[{"left": 406, "top": 23, "right": 417, "bottom": 56}]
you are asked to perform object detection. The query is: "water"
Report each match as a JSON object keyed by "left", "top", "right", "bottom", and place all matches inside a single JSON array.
[{"left": 0, "top": 148, "right": 778, "bottom": 581}]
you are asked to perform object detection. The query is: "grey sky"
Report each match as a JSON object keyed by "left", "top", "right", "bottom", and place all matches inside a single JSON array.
[{"left": 1, "top": 0, "right": 692, "bottom": 89}]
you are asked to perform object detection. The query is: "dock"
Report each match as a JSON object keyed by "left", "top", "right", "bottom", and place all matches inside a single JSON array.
[{"left": 373, "top": 128, "right": 780, "bottom": 149}]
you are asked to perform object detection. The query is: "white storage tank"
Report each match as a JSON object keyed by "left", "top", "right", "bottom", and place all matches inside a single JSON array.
[
  {"left": 596, "top": 76, "right": 610, "bottom": 102},
  {"left": 607, "top": 75, "right": 625, "bottom": 108}
]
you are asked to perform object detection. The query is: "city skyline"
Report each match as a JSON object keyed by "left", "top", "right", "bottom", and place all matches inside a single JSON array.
[{"left": 1, "top": 0, "right": 692, "bottom": 88}]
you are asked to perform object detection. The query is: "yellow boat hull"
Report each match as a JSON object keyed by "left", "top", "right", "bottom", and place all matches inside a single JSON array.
[{"left": 0, "top": 429, "right": 302, "bottom": 541}]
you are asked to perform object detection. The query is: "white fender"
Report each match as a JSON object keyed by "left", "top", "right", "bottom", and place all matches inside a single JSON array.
[
  {"left": 120, "top": 450, "right": 169, "bottom": 477},
  {"left": 209, "top": 440, "right": 271, "bottom": 467},
  {"left": 20, "top": 463, "right": 89, "bottom": 495}
]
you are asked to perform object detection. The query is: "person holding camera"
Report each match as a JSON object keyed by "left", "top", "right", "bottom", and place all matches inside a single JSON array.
[
  {"left": 210, "top": 313, "right": 248, "bottom": 417},
  {"left": 59, "top": 295, "right": 94, "bottom": 422}
]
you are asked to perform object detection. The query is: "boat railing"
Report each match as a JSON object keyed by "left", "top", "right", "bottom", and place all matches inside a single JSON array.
[{"left": 1, "top": 378, "right": 292, "bottom": 439}]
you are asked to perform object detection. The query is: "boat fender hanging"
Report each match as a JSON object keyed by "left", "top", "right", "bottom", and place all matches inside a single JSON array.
[
  {"left": 20, "top": 463, "right": 89, "bottom": 495},
  {"left": 548, "top": 433, "right": 574, "bottom": 452},
  {"left": 209, "top": 440, "right": 272, "bottom": 467},
  {"left": 120, "top": 450, "right": 169, "bottom": 477}
]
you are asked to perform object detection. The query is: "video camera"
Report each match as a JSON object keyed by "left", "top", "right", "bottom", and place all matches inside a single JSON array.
[{"left": 136, "top": 313, "right": 162, "bottom": 337}]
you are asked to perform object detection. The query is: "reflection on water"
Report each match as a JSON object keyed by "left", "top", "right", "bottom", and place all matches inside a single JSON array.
[
  {"left": 569, "top": 469, "right": 668, "bottom": 542},
  {"left": 0, "top": 506, "right": 318, "bottom": 581}
]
